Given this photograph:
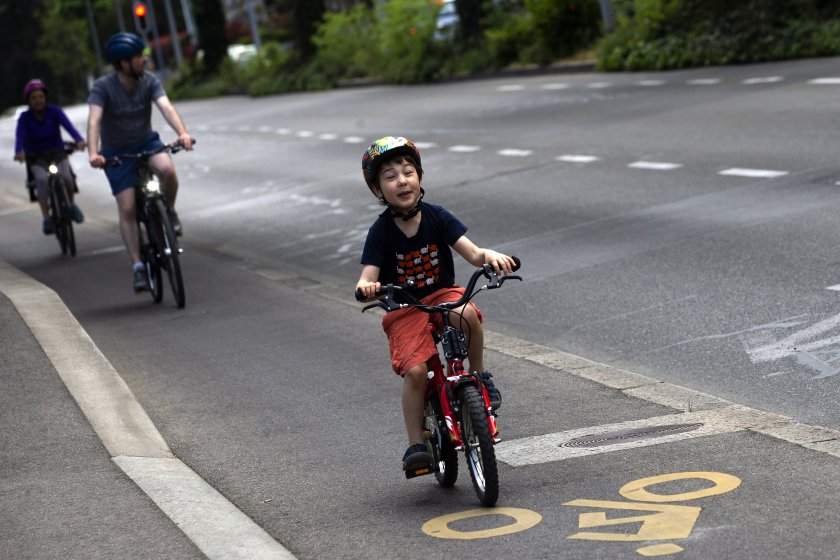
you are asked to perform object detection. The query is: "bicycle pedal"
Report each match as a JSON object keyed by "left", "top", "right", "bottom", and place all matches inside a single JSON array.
[{"left": 405, "top": 465, "right": 434, "bottom": 479}]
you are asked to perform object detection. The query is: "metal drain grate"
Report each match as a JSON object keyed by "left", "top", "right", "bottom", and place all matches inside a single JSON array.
[{"left": 560, "top": 423, "right": 704, "bottom": 448}]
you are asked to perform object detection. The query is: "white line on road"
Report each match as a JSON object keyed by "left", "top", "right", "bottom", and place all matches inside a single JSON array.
[
  {"left": 556, "top": 155, "right": 600, "bottom": 163},
  {"left": 497, "top": 84, "right": 525, "bottom": 92},
  {"left": 343, "top": 136, "right": 364, "bottom": 143},
  {"left": 718, "top": 168, "right": 788, "bottom": 178},
  {"left": 448, "top": 145, "right": 481, "bottom": 153},
  {"left": 587, "top": 82, "right": 612, "bottom": 89},
  {"left": 687, "top": 78, "right": 721, "bottom": 85},
  {"left": 414, "top": 142, "right": 437, "bottom": 149},
  {"left": 628, "top": 161, "right": 683, "bottom": 170},
  {"left": 743, "top": 76, "right": 784, "bottom": 85},
  {"left": 809, "top": 78, "right": 840, "bottom": 85},
  {"left": 498, "top": 148, "right": 532, "bottom": 157},
  {"left": 541, "top": 83, "right": 569, "bottom": 90},
  {"left": 636, "top": 80, "right": 666, "bottom": 86}
]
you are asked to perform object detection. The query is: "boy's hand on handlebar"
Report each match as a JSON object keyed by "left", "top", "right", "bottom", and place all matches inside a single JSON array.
[
  {"left": 484, "top": 251, "right": 517, "bottom": 275},
  {"left": 356, "top": 280, "right": 382, "bottom": 301}
]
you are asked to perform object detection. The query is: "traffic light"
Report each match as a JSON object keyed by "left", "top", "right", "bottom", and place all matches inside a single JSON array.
[{"left": 133, "top": 2, "right": 149, "bottom": 34}]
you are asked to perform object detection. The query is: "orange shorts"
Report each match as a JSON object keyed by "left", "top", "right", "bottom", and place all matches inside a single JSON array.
[{"left": 381, "top": 286, "right": 483, "bottom": 376}]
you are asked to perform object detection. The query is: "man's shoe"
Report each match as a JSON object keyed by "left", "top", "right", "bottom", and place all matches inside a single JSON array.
[
  {"left": 402, "top": 444, "right": 432, "bottom": 471},
  {"left": 479, "top": 371, "right": 502, "bottom": 411},
  {"left": 42, "top": 218, "right": 54, "bottom": 235},
  {"left": 133, "top": 268, "right": 148, "bottom": 293},
  {"left": 168, "top": 209, "right": 182, "bottom": 237},
  {"left": 71, "top": 204, "right": 84, "bottom": 224}
]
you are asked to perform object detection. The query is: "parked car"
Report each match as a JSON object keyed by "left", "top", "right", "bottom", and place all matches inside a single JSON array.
[{"left": 434, "top": 0, "right": 459, "bottom": 41}]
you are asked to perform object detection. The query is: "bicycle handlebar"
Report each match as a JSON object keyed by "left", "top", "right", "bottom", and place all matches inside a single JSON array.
[
  {"left": 104, "top": 138, "right": 196, "bottom": 166},
  {"left": 355, "top": 256, "right": 522, "bottom": 313}
]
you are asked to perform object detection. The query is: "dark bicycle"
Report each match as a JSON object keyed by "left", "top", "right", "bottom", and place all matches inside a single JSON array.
[
  {"left": 31, "top": 142, "right": 81, "bottom": 256},
  {"left": 106, "top": 140, "right": 191, "bottom": 308}
]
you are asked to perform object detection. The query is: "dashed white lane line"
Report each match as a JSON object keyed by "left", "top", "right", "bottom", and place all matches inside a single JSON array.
[
  {"left": 719, "top": 167, "right": 788, "bottom": 178},
  {"left": 587, "top": 82, "right": 612, "bottom": 89},
  {"left": 318, "top": 133, "right": 337, "bottom": 140},
  {"left": 343, "top": 136, "right": 364, "bottom": 143},
  {"left": 541, "top": 83, "right": 569, "bottom": 90},
  {"left": 826, "top": 284, "right": 840, "bottom": 292},
  {"left": 556, "top": 154, "right": 600, "bottom": 163},
  {"left": 629, "top": 161, "right": 683, "bottom": 170},
  {"left": 414, "top": 141, "right": 437, "bottom": 149},
  {"left": 498, "top": 148, "right": 532, "bottom": 157},
  {"left": 448, "top": 145, "right": 481, "bottom": 153},
  {"left": 275, "top": 128, "right": 290, "bottom": 135},
  {"left": 0, "top": 261, "right": 297, "bottom": 560},
  {"left": 296, "top": 130, "right": 314, "bottom": 138},
  {"left": 636, "top": 80, "right": 666, "bottom": 87},
  {"left": 497, "top": 84, "right": 525, "bottom": 92},
  {"left": 687, "top": 78, "right": 721, "bottom": 85},
  {"left": 810, "top": 78, "right": 840, "bottom": 85},
  {"left": 743, "top": 76, "right": 784, "bottom": 85}
]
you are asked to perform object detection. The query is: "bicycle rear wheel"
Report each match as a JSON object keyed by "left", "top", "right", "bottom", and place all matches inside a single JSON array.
[
  {"left": 459, "top": 384, "right": 499, "bottom": 506},
  {"left": 425, "top": 396, "right": 458, "bottom": 487},
  {"left": 154, "top": 198, "right": 185, "bottom": 308}
]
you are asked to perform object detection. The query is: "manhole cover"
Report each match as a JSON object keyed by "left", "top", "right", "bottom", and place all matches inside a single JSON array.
[{"left": 561, "top": 423, "right": 704, "bottom": 448}]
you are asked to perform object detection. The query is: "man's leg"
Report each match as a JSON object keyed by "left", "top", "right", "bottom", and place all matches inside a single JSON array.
[{"left": 149, "top": 152, "right": 181, "bottom": 235}]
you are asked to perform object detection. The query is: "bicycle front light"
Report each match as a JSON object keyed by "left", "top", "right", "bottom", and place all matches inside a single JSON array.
[
  {"left": 144, "top": 179, "right": 161, "bottom": 193},
  {"left": 48, "top": 164, "right": 58, "bottom": 174}
]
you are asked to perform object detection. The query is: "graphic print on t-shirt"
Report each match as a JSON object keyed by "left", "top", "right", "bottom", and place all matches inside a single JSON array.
[{"left": 396, "top": 244, "right": 440, "bottom": 288}]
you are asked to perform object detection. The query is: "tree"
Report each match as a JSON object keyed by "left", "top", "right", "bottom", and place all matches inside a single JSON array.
[
  {"left": 292, "top": 0, "right": 325, "bottom": 60},
  {"left": 193, "top": 0, "right": 228, "bottom": 74}
]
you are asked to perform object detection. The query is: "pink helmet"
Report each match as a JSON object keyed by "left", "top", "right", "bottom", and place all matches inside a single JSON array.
[{"left": 23, "top": 79, "right": 47, "bottom": 100}]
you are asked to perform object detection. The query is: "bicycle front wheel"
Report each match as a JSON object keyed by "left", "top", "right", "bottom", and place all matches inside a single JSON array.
[
  {"left": 54, "top": 176, "right": 76, "bottom": 257},
  {"left": 460, "top": 384, "right": 499, "bottom": 506},
  {"left": 138, "top": 216, "right": 163, "bottom": 303},
  {"left": 154, "top": 198, "right": 185, "bottom": 308}
]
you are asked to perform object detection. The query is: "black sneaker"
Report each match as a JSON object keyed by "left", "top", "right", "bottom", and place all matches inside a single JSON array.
[
  {"left": 402, "top": 444, "right": 431, "bottom": 471},
  {"left": 479, "top": 371, "right": 502, "bottom": 411},
  {"left": 133, "top": 268, "right": 148, "bottom": 293},
  {"left": 168, "top": 209, "right": 183, "bottom": 237}
]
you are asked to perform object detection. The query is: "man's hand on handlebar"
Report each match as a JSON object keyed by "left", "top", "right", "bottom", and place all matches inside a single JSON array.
[
  {"left": 177, "top": 134, "right": 194, "bottom": 150},
  {"left": 89, "top": 153, "right": 106, "bottom": 169}
]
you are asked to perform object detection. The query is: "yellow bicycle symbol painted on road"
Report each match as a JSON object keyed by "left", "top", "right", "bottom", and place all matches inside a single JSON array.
[{"left": 563, "top": 471, "right": 742, "bottom": 557}]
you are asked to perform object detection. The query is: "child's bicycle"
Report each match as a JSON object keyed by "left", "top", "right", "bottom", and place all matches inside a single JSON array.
[{"left": 356, "top": 257, "right": 522, "bottom": 506}]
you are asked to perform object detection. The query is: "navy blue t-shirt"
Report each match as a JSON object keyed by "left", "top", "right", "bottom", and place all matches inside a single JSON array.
[{"left": 361, "top": 202, "right": 468, "bottom": 299}]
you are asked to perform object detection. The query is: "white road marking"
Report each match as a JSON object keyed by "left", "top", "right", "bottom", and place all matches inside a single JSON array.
[
  {"left": 827, "top": 284, "right": 840, "bottom": 291},
  {"left": 343, "top": 136, "right": 364, "bottom": 143},
  {"left": 541, "top": 83, "right": 569, "bottom": 90},
  {"left": 258, "top": 126, "right": 272, "bottom": 132},
  {"left": 743, "top": 76, "right": 783, "bottom": 85},
  {"left": 414, "top": 142, "right": 437, "bottom": 149},
  {"left": 498, "top": 148, "right": 532, "bottom": 157},
  {"left": 495, "top": 405, "right": 786, "bottom": 467},
  {"left": 497, "top": 84, "right": 525, "bottom": 92},
  {"left": 628, "top": 161, "right": 683, "bottom": 170},
  {"left": 275, "top": 128, "right": 291, "bottom": 135},
  {"left": 718, "top": 168, "right": 788, "bottom": 178},
  {"left": 296, "top": 130, "right": 314, "bottom": 138},
  {"left": 636, "top": 80, "right": 666, "bottom": 87},
  {"left": 808, "top": 78, "right": 840, "bottom": 85},
  {"left": 318, "top": 133, "right": 337, "bottom": 140},
  {"left": 587, "top": 82, "right": 612, "bottom": 89},
  {"left": 687, "top": 78, "right": 721, "bottom": 85},
  {"left": 448, "top": 145, "right": 481, "bottom": 153},
  {"left": 556, "top": 155, "right": 600, "bottom": 163}
]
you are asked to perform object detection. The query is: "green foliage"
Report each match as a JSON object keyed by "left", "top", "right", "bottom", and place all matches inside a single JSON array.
[
  {"left": 487, "top": 0, "right": 602, "bottom": 66},
  {"left": 312, "top": 3, "right": 377, "bottom": 79},
  {"left": 377, "top": 0, "right": 441, "bottom": 82},
  {"left": 597, "top": 0, "right": 840, "bottom": 70},
  {"left": 36, "top": 0, "right": 96, "bottom": 104}
]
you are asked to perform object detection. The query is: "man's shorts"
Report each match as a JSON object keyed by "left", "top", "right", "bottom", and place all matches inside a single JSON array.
[
  {"left": 381, "top": 286, "right": 483, "bottom": 376},
  {"left": 101, "top": 132, "right": 164, "bottom": 196}
]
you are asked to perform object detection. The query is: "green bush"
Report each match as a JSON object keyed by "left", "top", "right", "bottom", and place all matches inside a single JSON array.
[
  {"left": 597, "top": 0, "right": 840, "bottom": 70},
  {"left": 312, "top": 3, "right": 377, "bottom": 79}
]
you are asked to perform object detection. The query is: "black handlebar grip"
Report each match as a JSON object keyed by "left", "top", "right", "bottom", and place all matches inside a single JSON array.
[
  {"left": 511, "top": 255, "right": 521, "bottom": 272},
  {"left": 355, "top": 288, "right": 366, "bottom": 302}
]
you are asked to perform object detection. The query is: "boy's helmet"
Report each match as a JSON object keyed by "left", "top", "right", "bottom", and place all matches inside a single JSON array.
[
  {"left": 105, "top": 32, "right": 145, "bottom": 64},
  {"left": 361, "top": 136, "right": 422, "bottom": 192},
  {"left": 23, "top": 79, "right": 47, "bottom": 100}
]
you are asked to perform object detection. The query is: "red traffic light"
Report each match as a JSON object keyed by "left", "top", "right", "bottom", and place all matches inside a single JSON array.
[{"left": 133, "top": 3, "right": 147, "bottom": 17}]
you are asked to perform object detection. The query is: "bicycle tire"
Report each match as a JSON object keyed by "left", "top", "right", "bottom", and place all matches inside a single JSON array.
[
  {"left": 425, "top": 396, "right": 458, "bottom": 487},
  {"left": 54, "top": 175, "right": 76, "bottom": 256},
  {"left": 459, "top": 384, "right": 499, "bottom": 506},
  {"left": 139, "top": 214, "right": 164, "bottom": 303},
  {"left": 47, "top": 176, "right": 67, "bottom": 255},
  {"left": 154, "top": 198, "right": 185, "bottom": 308}
]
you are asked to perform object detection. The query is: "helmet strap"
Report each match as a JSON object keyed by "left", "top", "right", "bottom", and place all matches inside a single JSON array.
[{"left": 386, "top": 188, "right": 424, "bottom": 221}]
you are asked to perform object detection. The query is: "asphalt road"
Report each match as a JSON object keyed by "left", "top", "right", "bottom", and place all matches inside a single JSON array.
[{"left": 3, "top": 57, "right": 840, "bottom": 559}]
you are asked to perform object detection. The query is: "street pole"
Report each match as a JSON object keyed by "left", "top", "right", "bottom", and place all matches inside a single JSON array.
[
  {"left": 146, "top": 2, "right": 166, "bottom": 72},
  {"left": 114, "top": 0, "right": 126, "bottom": 31},
  {"left": 85, "top": 0, "right": 104, "bottom": 71},
  {"left": 246, "top": 0, "right": 262, "bottom": 51},
  {"left": 598, "top": 0, "right": 616, "bottom": 33},
  {"left": 162, "top": 0, "right": 183, "bottom": 67},
  {"left": 180, "top": 0, "right": 199, "bottom": 46}
]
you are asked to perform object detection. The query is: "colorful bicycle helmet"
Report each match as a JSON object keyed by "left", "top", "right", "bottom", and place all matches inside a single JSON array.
[
  {"left": 361, "top": 136, "right": 423, "bottom": 192},
  {"left": 22, "top": 79, "right": 47, "bottom": 100},
  {"left": 104, "top": 32, "right": 146, "bottom": 64}
]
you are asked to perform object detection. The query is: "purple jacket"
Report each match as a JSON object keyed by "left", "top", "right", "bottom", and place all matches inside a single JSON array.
[{"left": 15, "top": 104, "right": 84, "bottom": 156}]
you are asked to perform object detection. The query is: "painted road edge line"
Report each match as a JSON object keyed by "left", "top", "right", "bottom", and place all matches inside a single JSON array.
[{"left": 0, "top": 259, "right": 297, "bottom": 560}]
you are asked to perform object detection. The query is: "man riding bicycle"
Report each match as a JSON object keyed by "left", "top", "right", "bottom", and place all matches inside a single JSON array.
[
  {"left": 14, "top": 79, "right": 86, "bottom": 235},
  {"left": 87, "top": 32, "right": 193, "bottom": 293}
]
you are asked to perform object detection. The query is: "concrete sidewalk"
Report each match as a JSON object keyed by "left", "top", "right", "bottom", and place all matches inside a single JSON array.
[{"left": 0, "top": 260, "right": 294, "bottom": 560}]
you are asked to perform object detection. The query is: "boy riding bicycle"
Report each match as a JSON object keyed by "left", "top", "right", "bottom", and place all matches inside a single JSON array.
[{"left": 355, "top": 136, "right": 516, "bottom": 472}]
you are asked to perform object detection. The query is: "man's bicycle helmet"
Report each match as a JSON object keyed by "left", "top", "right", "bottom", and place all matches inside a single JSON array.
[
  {"left": 105, "top": 32, "right": 146, "bottom": 64},
  {"left": 361, "top": 136, "right": 423, "bottom": 193},
  {"left": 22, "top": 79, "right": 47, "bottom": 100}
]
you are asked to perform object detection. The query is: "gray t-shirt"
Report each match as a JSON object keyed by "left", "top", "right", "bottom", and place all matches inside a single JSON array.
[{"left": 88, "top": 71, "right": 166, "bottom": 151}]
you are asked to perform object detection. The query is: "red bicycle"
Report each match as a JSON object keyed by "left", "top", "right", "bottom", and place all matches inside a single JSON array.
[{"left": 357, "top": 257, "right": 521, "bottom": 506}]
